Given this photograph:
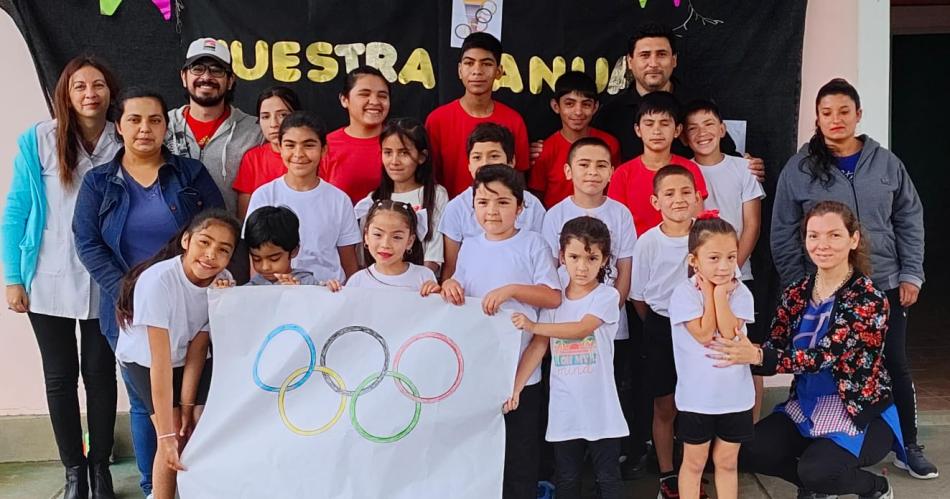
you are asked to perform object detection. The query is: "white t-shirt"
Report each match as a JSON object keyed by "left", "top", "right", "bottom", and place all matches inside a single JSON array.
[
  {"left": 116, "top": 257, "right": 230, "bottom": 368},
  {"left": 246, "top": 178, "right": 362, "bottom": 282},
  {"left": 697, "top": 155, "right": 766, "bottom": 280},
  {"left": 356, "top": 185, "right": 450, "bottom": 264},
  {"left": 630, "top": 225, "right": 689, "bottom": 317},
  {"left": 453, "top": 230, "right": 560, "bottom": 386},
  {"left": 439, "top": 186, "right": 546, "bottom": 243},
  {"left": 542, "top": 197, "right": 636, "bottom": 339},
  {"left": 345, "top": 264, "right": 436, "bottom": 291},
  {"left": 668, "top": 278, "right": 756, "bottom": 414},
  {"left": 544, "top": 284, "right": 629, "bottom": 442}
]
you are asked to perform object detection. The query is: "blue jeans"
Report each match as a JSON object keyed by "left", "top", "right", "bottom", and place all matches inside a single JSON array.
[{"left": 108, "top": 327, "right": 155, "bottom": 498}]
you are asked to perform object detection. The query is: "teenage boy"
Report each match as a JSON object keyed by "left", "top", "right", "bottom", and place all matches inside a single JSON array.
[
  {"left": 440, "top": 123, "right": 546, "bottom": 280},
  {"left": 630, "top": 165, "right": 702, "bottom": 499},
  {"left": 529, "top": 72, "right": 620, "bottom": 209},
  {"left": 607, "top": 91, "right": 707, "bottom": 236},
  {"left": 425, "top": 32, "right": 530, "bottom": 198}
]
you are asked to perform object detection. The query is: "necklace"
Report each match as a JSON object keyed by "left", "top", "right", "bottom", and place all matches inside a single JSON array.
[{"left": 813, "top": 267, "right": 853, "bottom": 303}]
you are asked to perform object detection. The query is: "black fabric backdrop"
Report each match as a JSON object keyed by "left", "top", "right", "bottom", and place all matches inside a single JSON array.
[{"left": 2, "top": 0, "right": 806, "bottom": 300}]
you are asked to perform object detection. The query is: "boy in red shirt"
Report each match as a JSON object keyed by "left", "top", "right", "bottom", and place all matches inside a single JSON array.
[
  {"left": 528, "top": 71, "right": 620, "bottom": 209},
  {"left": 425, "top": 32, "right": 530, "bottom": 198},
  {"left": 607, "top": 92, "right": 707, "bottom": 236}
]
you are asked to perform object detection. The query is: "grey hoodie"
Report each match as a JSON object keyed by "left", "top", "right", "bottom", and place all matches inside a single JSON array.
[
  {"left": 771, "top": 136, "right": 924, "bottom": 291},
  {"left": 165, "top": 105, "right": 263, "bottom": 214}
]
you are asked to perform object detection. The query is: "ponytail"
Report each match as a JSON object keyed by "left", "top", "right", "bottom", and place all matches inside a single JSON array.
[{"left": 803, "top": 78, "right": 862, "bottom": 188}]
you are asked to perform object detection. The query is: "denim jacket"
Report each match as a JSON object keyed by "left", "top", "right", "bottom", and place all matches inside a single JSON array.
[{"left": 72, "top": 148, "right": 224, "bottom": 346}]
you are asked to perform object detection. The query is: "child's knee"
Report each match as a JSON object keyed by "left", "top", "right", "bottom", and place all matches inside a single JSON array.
[
  {"left": 680, "top": 446, "right": 709, "bottom": 474},
  {"left": 712, "top": 441, "right": 740, "bottom": 473}
]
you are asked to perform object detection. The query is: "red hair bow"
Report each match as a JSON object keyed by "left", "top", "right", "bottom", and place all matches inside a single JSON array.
[{"left": 696, "top": 209, "right": 720, "bottom": 221}]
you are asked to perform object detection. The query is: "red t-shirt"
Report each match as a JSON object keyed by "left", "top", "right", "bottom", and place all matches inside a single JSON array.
[
  {"left": 319, "top": 128, "right": 382, "bottom": 204},
  {"left": 232, "top": 143, "right": 286, "bottom": 194},
  {"left": 425, "top": 99, "right": 530, "bottom": 198},
  {"left": 185, "top": 106, "right": 230, "bottom": 149},
  {"left": 528, "top": 128, "right": 621, "bottom": 209},
  {"left": 606, "top": 155, "right": 708, "bottom": 236}
]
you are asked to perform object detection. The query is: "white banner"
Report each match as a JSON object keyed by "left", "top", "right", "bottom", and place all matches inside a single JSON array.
[{"left": 178, "top": 286, "right": 520, "bottom": 498}]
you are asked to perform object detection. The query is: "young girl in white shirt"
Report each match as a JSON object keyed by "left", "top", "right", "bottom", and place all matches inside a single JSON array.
[
  {"left": 511, "top": 216, "right": 628, "bottom": 499},
  {"left": 329, "top": 199, "right": 441, "bottom": 295},
  {"left": 114, "top": 209, "right": 241, "bottom": 499},
  {"left": 668, "top": 211, "right": 755, "bottom": 499}
]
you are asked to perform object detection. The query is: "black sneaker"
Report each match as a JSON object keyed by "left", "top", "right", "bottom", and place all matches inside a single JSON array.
[
  {"left": 796, "top": 489, "right": 838, "bottom": 499},
  {"left": 621, "top": 450, "right": 650, "bottom": 480},
  {"left": 895, "top": 443, "right": 939, "bottom": 479},
  {"left": 657, "top": 474, "right": 679, "bottom": 499},
  {"left": 858, "top": 476, "right": 893, "bottom": 499}
]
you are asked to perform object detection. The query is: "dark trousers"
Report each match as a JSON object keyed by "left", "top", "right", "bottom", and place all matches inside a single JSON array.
[
  {"left": 553, "top": 438, "right": 624, "bottom": 499},
  {"left": 28, "top": 313, "right": 117, "bottom": 467},
  {"left": 739, "top": 412, "right": 893, "bottom": 496},
  {"left": 504, "top": 383, "right": 542, "bottom": 499},
  {"left": 621, "top": 303, "right": 652, "bottom": 458},
  {"left": 884, "top": 287, "right": 917, "bottom": 444}
]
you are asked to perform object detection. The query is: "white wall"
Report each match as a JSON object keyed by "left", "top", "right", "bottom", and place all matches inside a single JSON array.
[{"left": 0, "top": 5, "right": 889, "bottom": 415}]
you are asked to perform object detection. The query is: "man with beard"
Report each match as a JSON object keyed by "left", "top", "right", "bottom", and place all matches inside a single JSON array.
[
  {"left": 165, "top": 37, "right": 263, "bottom": 216},
  {"left": 166, "top": 37, "right": 263, "bottom": 282}
]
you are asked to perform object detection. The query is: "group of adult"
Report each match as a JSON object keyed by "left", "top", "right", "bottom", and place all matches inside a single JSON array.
[{"left": 1, "top": 23, "right": 934, "bottom": 499}]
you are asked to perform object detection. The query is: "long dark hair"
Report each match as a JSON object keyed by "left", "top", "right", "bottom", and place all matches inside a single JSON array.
[
  {"left": 372, "top": 118, "right": 437, "bottom": 242},
  {"left": 52, "top": 56, "right": 120, "bottom": 188},
  {"left": 115, "top": 209, "right": 241, "bottom": 330},
  {"left": 803, "top": 201, "right": 871, "bottom": 277},
  {"left": 363, "top": 200, "right": 424, "bottom": 266},
  {"left": 804, "top": 78, "right": 862, "bottom": 187}
]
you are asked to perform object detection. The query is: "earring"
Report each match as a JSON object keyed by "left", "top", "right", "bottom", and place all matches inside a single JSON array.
[{"left": 406, "top": 247, "right": 413, "bottom": 255}]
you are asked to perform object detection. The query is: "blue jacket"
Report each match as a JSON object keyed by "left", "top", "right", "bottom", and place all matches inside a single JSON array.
[
  {"left": 72, "top": 148, "right": 224, "bottom": 345},
  {"left": 2, "top": 125, "right": 45, "bottom": 291}
]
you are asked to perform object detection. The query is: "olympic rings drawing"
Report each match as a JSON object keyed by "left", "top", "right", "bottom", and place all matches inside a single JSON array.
[{"left": 253, "top": 325, "right": 464, "bottom": 443}]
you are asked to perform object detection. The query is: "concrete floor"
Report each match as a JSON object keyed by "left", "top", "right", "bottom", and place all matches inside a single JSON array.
[{"left": 2, "top": 424, "right": 947, "bottom": 499}]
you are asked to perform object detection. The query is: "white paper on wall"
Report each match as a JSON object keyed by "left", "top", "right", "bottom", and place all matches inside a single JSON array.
[
  {"left": 177, "top": 286, "right": 520, "bottom": 499},
  {"left": 450, "top": 0, "right": 504, "bottom": 48}
]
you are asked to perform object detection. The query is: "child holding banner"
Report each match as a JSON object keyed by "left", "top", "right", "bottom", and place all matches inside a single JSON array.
[
  {"left": 113, "top": 209, "right": 241, "bottom": 499},
  {"left": 320, "top": 67, "right": 392, "bottom": 204},
  {"left": 245, "top": 111, "right": 362, "bottom": 283},
  {"left": 332, "top": 199, "right": 441, "bottom": 295},
  {"left": 440, "top": 165, "right": 560, "bottom": 499},
  {"left": 511, "top": 216, "right": 628, "bottom": 499}
]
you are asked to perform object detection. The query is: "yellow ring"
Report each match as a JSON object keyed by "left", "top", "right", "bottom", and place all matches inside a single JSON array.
[{"left": 277, "top": 366, "right": 347, "bottom": 436}]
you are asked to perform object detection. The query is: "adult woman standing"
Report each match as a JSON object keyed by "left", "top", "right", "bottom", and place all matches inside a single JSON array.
[
  {"left": 73, "top": 87, "right": 224, "bottom": 498},
  {"left": 770, "top": 78, "right": 934, "bottom": 479},
  {"left": 714, "top": 201, "right": 902, "bottom": 498},
  {"left": 2, "top": 56, "right": 121, "bottom": 499}
]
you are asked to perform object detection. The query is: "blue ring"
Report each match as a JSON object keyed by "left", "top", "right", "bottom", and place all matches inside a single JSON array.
[{"left": 253, "top": 324, "right": 316, "bottom": 392}]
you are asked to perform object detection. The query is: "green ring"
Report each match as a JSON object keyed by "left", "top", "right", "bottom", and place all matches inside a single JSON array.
[{"left": 349, "top": 370, "right": 422, "bottom": 443}]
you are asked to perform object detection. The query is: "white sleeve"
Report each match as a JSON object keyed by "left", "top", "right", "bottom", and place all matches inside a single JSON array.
[
  {"left": 541, "top": 210, "right": 562, "bottom": 261},
  {"left": 423, "top": 187, "right": 449, "bottom": 263},
  {"left": 730, "top": 282, "right": 756, "bottom": 323},
  {"left": 616, "top": 207, "right": 637, "bottom": 259},
  {"left": 529, "top": 199, "right": 546, "bottom": 232},
  {"left": 741, "top": 160, "right": 766, "bottom": 202},
  {"left": 588, "top": 286, "right": 621, "bottom": 325},
  {"left": 132, "top": 276, "right": 172, "bottom": 329},
  {"left": 344, "top": 269, "right": 367, "bottom": 288},
  {"left": 667, "top": 282, "right": 705, "bottom": 326},
  {"left": 531, "top": 238, "right": 561, "bottom": 290},
  {"left": 242, "top": 188, "right": 267, "bottom": 236},
  {"left": 336, "top": 195, "right": 362, "bottom": 246},
  {"left": 630, "top": 237, "right": 650, "bottom": 301},
  {"left": 539, "top": 307, "right": 557, "bottom": 324},
  {"left": 438, "top": 198, "right": 465, "bottom": 242}
]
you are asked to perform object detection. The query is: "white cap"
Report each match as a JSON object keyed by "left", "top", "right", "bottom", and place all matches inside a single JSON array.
[{"left": 183, "top": 37, "right": 231, "bottom": 69}]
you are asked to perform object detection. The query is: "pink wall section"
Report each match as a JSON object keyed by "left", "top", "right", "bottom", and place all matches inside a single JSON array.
[{"left": 0, "top": 1, "right": 872, "bottom": 415}]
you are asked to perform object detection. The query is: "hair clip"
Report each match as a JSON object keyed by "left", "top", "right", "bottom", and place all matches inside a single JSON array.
[{"left": 696, "top": 209, "right": 720, "bottom": 221}]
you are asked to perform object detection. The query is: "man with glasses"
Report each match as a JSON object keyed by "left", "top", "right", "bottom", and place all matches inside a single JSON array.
[{"left": 165, "top": 37, "right": 263, "bottom": 217}]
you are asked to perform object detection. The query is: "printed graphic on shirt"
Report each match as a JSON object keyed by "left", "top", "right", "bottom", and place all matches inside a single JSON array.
[{"left": 552, "top": 335, "right": 597, "bottom": 375}]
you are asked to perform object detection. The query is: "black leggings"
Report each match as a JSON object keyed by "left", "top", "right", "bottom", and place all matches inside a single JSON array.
[
  {"left": 553, "top": 438, "right": 624, "bottom": 499},
  {"left": 28, "top": 313, "right": 117, "bottom": 467},
  {"left": 504, "top": 383, "right": 542, "bottom": 499},
  {"left": 884, "top": 287, "right": 917, "bottom": 444},
  {"left": 739, "top": 412, "right": 893, "bottom": 496}
]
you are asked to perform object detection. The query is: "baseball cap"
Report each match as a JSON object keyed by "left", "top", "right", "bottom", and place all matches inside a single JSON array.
[{"left": 183, "top": 37, "right": 232, "bottom": 69}]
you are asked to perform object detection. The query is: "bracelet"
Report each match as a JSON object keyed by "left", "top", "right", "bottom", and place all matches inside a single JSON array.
[
  {"left": 754, "top": 347, "right": 764, "bottom": 366},
  {"left": 180, "top": 402, "right": 195, "bottom": 407},
  {"left": 157, "top": 433, "right": 177, "bottom": 440}
]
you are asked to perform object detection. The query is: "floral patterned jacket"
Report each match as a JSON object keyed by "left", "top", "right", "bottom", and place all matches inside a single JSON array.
[{"left": 756, "top": 273, "right": 893, "bottom": 428}]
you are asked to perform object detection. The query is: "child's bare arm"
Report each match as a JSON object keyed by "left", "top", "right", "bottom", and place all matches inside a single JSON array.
[
  {"left": 513, "top": 312, "right": 603, "bottom": 340},
  {"left": 684, "top": 275, "right": 719, "bottom": 343},
  {"left": 504, "top": 335, "right": 548, "bottom": 414},
  {"left": 337, "top": 244, "right": 360, "bottom": 278},
  {"left": 714, "top": 282, "right": 742, "bottom": 340},
  {"left": 632, "top": 300, "right": 649, "bottom": 320},
  {"left": 738, "top": 198, "right": 762, "bottom": 269},
  {"left": 614, "top": 257, "right": 632, "bottom": 308},
  {"left": 442, "top": 236, "right": 461, "bottom": 282},
  {"left": 483, "top": 284, "right": 560, "bottom": 316}
]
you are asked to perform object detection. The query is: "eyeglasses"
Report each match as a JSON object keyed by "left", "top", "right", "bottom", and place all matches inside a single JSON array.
[{"left": 187, "top": 63, "right": 229, "bottom": 78}]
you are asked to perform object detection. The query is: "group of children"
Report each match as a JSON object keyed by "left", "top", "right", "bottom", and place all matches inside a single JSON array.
[{"left": 117, "top": 31, "right": 766, "bottom": 499}]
